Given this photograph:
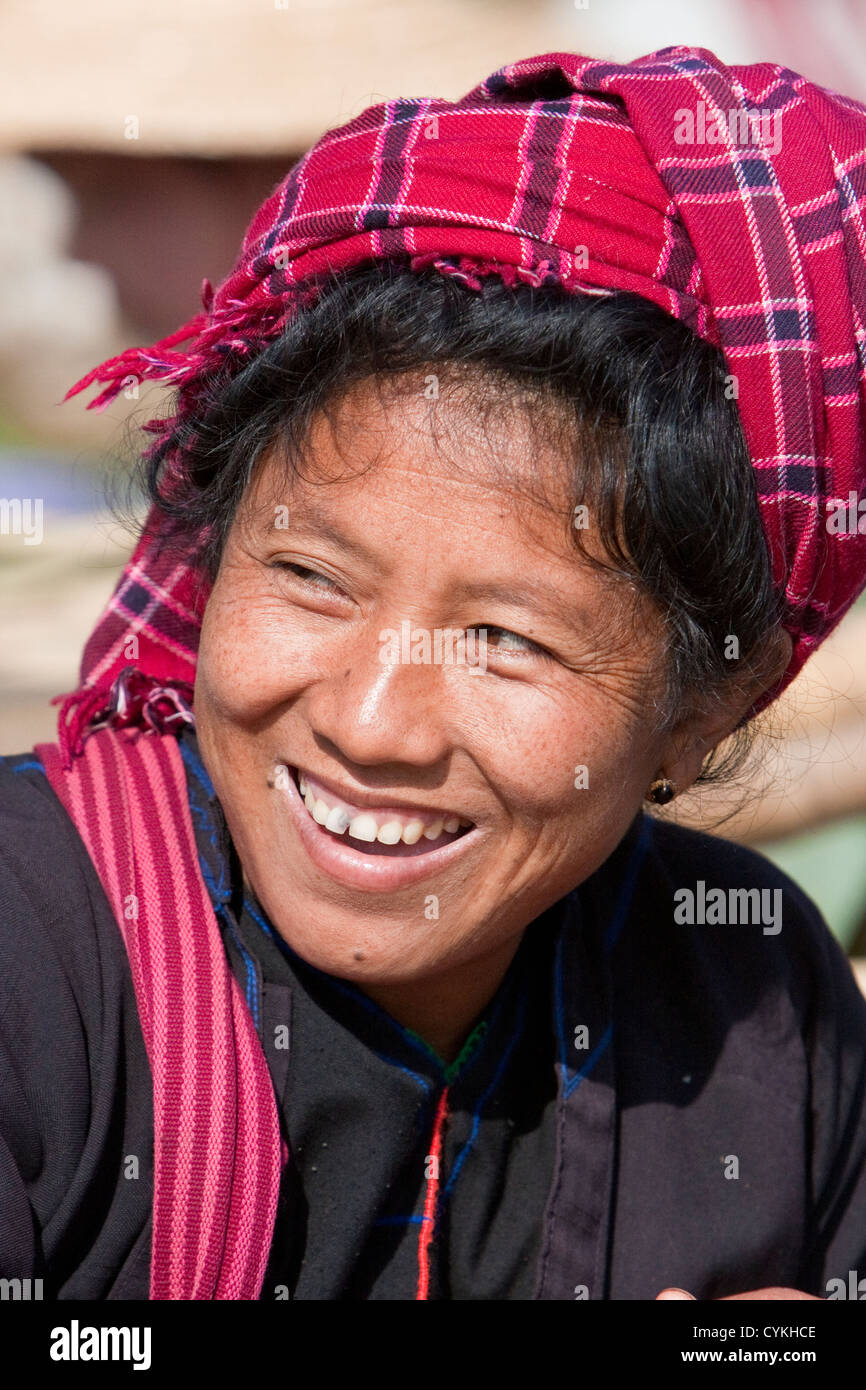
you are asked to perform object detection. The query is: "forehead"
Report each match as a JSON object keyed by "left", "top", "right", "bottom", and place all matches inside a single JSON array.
[{"left": 245, "top": 372, "right": 580, "bottom": 545}]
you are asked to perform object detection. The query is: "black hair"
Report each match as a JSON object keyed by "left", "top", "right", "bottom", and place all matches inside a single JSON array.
[{"left": 128, "top": 258, "right": 786, "bottom": 783}]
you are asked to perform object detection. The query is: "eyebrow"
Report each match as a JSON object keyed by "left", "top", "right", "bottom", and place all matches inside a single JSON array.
[
  {"left": 454, "top": 577, "right": 589, "bottom": 627},
  {"left": 258, "top": 504, "right": 375, "bottom": 567}
]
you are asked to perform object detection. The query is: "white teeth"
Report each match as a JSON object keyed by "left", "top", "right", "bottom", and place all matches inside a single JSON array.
[
  {"left": 290, "top": 770, "right": 471, "bottom": 843},
  {"left": 376, "top": 820, "right": 403, "bottom": 845},
  {"left": 325, "top": 805, "right": 351, "bottom": 834},
  {"left": 347, "top": 813, "right": 378, "bottom": 843}
]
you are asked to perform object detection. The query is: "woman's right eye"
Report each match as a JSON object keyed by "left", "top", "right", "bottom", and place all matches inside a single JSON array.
[{"left": 271, "top": 561, "right": 345, "bottom": 595}]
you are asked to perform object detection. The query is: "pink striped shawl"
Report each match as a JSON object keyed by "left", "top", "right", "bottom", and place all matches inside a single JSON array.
[{"left": 36, "top": 726, "right": 282, "bottom": 1300}]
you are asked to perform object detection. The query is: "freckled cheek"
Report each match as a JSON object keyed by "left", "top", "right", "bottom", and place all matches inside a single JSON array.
[
  {"left": 478, "top": 708, "right": 591, "bottom": 824},
  {"left": 196, "top": 598, "right": 329, "bottom": 721},
  {"left": 485, "top": 704, "right": 645, "bottom": 831}
]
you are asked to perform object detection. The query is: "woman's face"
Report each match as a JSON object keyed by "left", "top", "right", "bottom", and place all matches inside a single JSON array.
[{"left": 195, "top": 375, "right": 694, "bottom": 997}]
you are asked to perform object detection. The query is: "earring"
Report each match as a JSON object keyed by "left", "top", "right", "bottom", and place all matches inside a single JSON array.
[{"left": 646, "top": 775, "right": 677, "bottom": 805}]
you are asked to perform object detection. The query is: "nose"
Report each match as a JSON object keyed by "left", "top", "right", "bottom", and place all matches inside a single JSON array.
[{"left": 304, "top": 622, "right": 456, "bottom": 771}]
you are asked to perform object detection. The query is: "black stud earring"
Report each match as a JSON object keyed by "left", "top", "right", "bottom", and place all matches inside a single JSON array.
[{"left": 647, "top": 776, "right": 677, "bottom": 805}]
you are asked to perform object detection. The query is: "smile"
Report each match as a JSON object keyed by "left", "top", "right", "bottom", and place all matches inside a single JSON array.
[
  {"left": 297, "top": 767, "right": 473, "bottom": 847},
  {"left": 272, "top": 762, "right": 479, "bottom": 892}
]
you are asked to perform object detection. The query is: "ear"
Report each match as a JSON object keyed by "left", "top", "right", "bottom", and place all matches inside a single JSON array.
[{"left": 658, "top": 628, "right": 793, "bottom": 796}]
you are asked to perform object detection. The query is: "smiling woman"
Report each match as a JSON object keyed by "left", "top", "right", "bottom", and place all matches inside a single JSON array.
[
  {"left": 170, "top": 265, "right": 788, "bottom": 1059},
  {"left": 3, "top": 46, "right": 866, "bottom": 1303}
]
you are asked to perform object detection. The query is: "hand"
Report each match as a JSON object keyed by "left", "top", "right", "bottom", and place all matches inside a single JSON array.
[{"left": 656, "top": 1286, "right": 821, "bottom": 1301}]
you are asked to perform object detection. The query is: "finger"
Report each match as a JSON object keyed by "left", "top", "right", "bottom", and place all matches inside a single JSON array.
[
  {"left": 718, "top": 1287, "right": 821, "bottom": 1301},
  {"left": 656, "top": 1287, "right": 696, "bottom": 1300}
]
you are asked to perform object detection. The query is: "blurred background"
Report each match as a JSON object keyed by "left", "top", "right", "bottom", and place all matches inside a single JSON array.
[{"left": 2, "top": 0, "right": 866, "bottom": 986}]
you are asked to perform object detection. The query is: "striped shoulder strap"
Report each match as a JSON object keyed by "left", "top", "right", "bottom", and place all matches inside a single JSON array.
[{"left": 35, "top": 725, "right": 281, "bottom": 1300}]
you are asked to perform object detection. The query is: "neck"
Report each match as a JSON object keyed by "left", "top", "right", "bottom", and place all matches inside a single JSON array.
[{"left": 359, "top": 933, "right": 524, "bottom": 1065}]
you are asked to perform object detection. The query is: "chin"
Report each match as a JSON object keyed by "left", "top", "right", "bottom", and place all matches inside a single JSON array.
[{"left": 259, "top": 888, "right": 468, "bottom": 984}]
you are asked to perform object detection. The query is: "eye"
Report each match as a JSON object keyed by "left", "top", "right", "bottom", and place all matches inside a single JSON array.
[
  {"left": 470, "top": 625, "right": 551, "bottom": 658},
  {"left": 270, "top": 560, "right": 345, "bottom": 595}
]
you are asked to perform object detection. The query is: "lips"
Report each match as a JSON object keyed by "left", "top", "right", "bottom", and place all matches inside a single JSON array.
[{"left": 271, "top": 762, "right": 479, "bottom": 892}]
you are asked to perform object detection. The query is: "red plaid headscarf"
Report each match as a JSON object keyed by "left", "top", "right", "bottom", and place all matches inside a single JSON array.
[{"left": 58, "top": 44, "right": 866, "bottom": 764}]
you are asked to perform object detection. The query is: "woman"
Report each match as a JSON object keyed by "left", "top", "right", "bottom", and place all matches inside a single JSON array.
[{"left": 2, "top": 45, "right": 866, "bottom": 1302}]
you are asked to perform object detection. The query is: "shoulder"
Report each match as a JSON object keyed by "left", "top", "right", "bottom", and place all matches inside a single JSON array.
[
  {"left": 644, "top": 812, "right": 809, "bottom": 892},
  {"left": 643, "top": 812, "right": 836, "bottom": 936},
  {"left": 628, "top": 813, "right": 866, "bottom": 1034},
  {"left": 0, "top": 748, "right": 107, "bottom": 919},
  {"left": 0, "top": 749, "right": 126, "bottom": 1022},
  {"left": 0, "top": 751, "right": 154, "bottom": 1277}
]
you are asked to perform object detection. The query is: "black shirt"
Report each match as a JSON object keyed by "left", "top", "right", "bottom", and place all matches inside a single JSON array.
[{"left": 1, "top": 730, "right": 866, "bottom": 1299}]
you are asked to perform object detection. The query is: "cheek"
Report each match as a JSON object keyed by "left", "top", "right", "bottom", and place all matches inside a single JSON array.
[
  {"left": 472, "top": 681, "right": 653, "bottom": 833},
  {"left": 195, "top": 583, "right": 324, "bottom": 725}
]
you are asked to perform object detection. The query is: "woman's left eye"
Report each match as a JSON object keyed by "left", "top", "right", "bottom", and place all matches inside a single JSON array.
[{"left": 471, "top": 625, "right": 549, "bottom": 658}]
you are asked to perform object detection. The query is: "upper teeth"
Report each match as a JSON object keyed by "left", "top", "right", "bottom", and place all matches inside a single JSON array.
[{"left": 282, "top": 766, "right": 470, "bottom": 846}]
